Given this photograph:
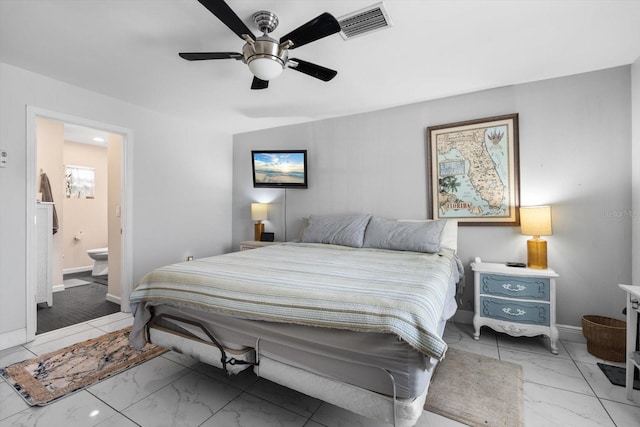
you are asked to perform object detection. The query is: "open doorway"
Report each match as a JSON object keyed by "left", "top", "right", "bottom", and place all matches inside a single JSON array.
[
  {"left": 35, "top": 119, "right": 122, "bottom": 334},
  {"left": 26, "top": 107, "right": 133, "bottom": 340}
]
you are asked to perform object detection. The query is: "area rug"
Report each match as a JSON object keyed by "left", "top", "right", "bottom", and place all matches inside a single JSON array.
[
  {"left": 597, "top": 362, "right": 640, "bottom": 390},
  {"left": 424, "top": 347, "right": 524, "bottom": 427},
  {"left": 0, "top": 326, "right": 166, "bottom": 406}
]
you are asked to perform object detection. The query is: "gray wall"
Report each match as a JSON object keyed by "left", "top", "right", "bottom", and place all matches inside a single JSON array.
[
  {"left": 0, "top": 62, "right": 233, "bottom": 347},
  {"left": 633, "top": 57, "right": 640, "bottom": 283},
  {"left": 233, "top": 66, "right": 632, "bottom": 327}
]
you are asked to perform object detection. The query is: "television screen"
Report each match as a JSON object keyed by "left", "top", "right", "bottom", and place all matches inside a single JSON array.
[{"left": 252, "top": 150, "right": 308, "bottom": 188}]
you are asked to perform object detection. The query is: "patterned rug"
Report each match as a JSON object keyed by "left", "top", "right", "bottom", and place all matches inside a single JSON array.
[
  {"left": 424, "top": 347, "right": 524, "bottom": 427},
  {"left": 0, "top": 327, "right": 166, "bottom": 406}
]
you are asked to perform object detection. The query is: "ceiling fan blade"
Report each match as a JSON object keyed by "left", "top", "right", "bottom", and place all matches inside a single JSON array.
[
  {"left": 279, "top": 12, "right": 341, "bottom": 49},
  {"left": 179, "top": 52, "right": 243, "bottom": 61},
  {"left": 197, "top": 0, "right": 255, "bottom": 41},
  {"left": 288, "top": 58, "right": 337, "bottom": 82},
  {"left": 251, "top": 77, "right": 269, "bottom": 90}
]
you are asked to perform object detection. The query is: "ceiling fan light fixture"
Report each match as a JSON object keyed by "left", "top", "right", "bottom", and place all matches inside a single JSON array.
[
  {"left": 243, "top": 35, "right": 288, "bottom": 81},
  {"left": 247, "top": 56, "right": 284, "bottom": 80}
]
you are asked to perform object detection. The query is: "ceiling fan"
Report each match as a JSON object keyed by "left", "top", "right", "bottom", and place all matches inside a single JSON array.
[{"left": 179, "top": 0, "right": 342, "bottom": 90}]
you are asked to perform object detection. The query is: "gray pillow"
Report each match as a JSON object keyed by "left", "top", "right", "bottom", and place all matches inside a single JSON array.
[
  {"left": 363, "top": 216, "right": 446, "bottom": 253},
  {"left": 301, "top": 214, "right": 372, "bottom": 248}
]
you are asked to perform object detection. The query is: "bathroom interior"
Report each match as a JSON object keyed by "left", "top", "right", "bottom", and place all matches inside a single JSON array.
[{"left": 35, "top": 117, "right": 123, "bottom": 334}]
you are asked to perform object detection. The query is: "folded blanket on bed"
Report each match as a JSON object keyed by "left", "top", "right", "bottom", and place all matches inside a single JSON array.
[{"left": 129, "top": 243, "right": 462, "bottom": 360}]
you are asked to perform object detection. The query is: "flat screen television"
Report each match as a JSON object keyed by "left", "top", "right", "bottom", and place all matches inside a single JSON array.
[{"left": 252, "top": 150, "right": 308, "bottom": 188}]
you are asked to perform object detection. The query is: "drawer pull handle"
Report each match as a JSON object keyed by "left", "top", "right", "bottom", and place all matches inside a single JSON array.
[
  {"left": 502, "top": 283, "right": 526, "bottom": 292},
  {"left": 502, "top": 307, "right": 526, "bottom": 316}
]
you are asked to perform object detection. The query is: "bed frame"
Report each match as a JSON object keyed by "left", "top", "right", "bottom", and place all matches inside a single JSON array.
[{"left": 143, "top": 310, "right": 432, "bottom": 427}]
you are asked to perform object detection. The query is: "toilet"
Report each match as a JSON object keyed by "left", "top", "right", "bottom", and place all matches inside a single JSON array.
[{"left": 87, "top": 247, "right": 108, "bottom": 276}]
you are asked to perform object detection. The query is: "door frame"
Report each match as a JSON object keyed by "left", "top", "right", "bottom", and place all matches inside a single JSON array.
[{"left": 25, "top": 106, "right": 134, "bottom": 339}]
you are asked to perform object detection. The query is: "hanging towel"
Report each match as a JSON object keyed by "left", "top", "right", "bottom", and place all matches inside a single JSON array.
[{"left": 39, "top": 172, "right": 59, "bottom": 234}]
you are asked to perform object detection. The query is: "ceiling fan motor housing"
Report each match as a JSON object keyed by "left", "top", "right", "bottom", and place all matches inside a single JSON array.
[{"left": 242, "top": 35, "right": 289, "bottom": 80}]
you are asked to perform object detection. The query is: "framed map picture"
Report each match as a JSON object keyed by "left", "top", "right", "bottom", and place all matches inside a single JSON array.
[{"left": 427, "top": 114, "right": 520, "bottom": 226}]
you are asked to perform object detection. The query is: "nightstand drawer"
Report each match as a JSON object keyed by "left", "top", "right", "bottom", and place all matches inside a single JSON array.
[
  {"left": 480, "top": 296, "right": 550, "bottom": 326},
  {"left": 479, "top": 274, "right": 550, "bottom": 301}
]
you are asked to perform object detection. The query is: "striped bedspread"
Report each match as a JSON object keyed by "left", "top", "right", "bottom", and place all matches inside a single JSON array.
[{"left": 129, "top": 243, "right": 461, "bottom": 360}]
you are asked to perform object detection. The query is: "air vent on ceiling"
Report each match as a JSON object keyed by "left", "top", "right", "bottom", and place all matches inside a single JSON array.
[{"left": 338, "top": 2, "right": 392, "bottom": 40}]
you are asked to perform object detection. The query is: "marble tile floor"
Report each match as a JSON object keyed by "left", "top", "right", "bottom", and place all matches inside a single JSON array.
[{"left": 1, "top": 314, "right": 639, "bottom": 427}]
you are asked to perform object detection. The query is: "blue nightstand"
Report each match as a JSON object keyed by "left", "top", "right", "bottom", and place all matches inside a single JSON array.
[{"left": 471, "top": 257, "right": 559, "bottom": 354}]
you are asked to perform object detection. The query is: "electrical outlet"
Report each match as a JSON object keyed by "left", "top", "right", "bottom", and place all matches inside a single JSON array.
[{"left": 0, "top": 149, "right": 7, "bottom": 168}]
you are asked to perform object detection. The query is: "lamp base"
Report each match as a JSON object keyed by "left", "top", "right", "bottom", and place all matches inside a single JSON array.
[
  {"left": 254, "top": 222, "right": 264, "bottom": 241},
  {"left": 527, "top": 238, "right": 548, "bottom": 269}
]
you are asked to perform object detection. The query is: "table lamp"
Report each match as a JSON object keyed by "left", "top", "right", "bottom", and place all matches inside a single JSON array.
[
  {"left": 520, "top": 205, "right": 552, "bottom": 269},
  {"left": 251, "top": 203, "right": 268, "bottom": 241}
]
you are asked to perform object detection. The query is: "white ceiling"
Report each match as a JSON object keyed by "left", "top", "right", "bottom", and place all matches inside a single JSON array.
[
  {"left": 1, "top": 0, "right": 639, "bottom": 134},
  {"left": 64, "top": 123, "right": 110, "bottom": 146}
]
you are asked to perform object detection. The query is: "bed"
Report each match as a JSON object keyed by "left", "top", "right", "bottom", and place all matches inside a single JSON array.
[{"left": 129, "top": 214, "right": 462, "bottom": 426}]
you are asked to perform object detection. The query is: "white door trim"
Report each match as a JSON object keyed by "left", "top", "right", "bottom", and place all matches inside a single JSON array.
[{"left": 25, "top": 106, "right": 134, "bottom": 340}]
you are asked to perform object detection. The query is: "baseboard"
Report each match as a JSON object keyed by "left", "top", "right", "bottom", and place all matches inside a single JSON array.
[
  {"left": 63, "top": 266, "right": 92, "bottom": 275},
  {"left": 106, "top": 293, "right": 121, "bottom": 305},
  {"left": 557, "top": 324, "right": 586, "bottom": 343},
  {"left": 450, "top": 310, "right": 585, "bottom": 343},
  {"left": 52, "top": 284, "right": 65, "bottom": 293},
  {"left": 0, "top": 328, "right": 27, "bottom": 351}
]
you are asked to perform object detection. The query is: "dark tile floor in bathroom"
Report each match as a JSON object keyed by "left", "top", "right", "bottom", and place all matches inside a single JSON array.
[{"left": 36, "top": 272, "right": 120, "bottom": 334}]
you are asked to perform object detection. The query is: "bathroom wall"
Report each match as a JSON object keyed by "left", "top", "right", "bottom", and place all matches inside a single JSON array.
[
  {"left": 37, "top": 118, "right": 108, "bottom": 285},
  {"left": 107, "top": 134, "right": 122, "bottom": 301},
  {"left": 36, "top": 118, "right": 64, "bottom": 287},
  {"left": 37, "top": 117, "right": 118, "bottom": 283},
  {"left": 62, "top": 140, "right": 108, "bottom": 271}
]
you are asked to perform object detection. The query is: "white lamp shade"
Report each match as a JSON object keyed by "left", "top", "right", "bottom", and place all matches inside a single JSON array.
[
  {"left": 251, "top": 203, "right": 268, "bottom": 221},
  {"left": 248, "top": 57, "right": 283, "bottom": 81},
  {"left": 520, "top": 205, "right": 552, "bottom": 236}
]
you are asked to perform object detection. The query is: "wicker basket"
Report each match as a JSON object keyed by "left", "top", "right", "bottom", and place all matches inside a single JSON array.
[{"left": 581, "top": 315, "right": 626, "bottom": 362}]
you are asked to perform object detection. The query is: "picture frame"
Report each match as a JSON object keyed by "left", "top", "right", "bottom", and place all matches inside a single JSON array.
[{"left": 426, "top": 114, "right": 520, "bottom": 226}]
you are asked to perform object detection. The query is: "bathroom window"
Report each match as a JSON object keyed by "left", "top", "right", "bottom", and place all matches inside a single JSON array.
[{"left": 65, "top": 165, "right": 95, "bottom": 198}]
